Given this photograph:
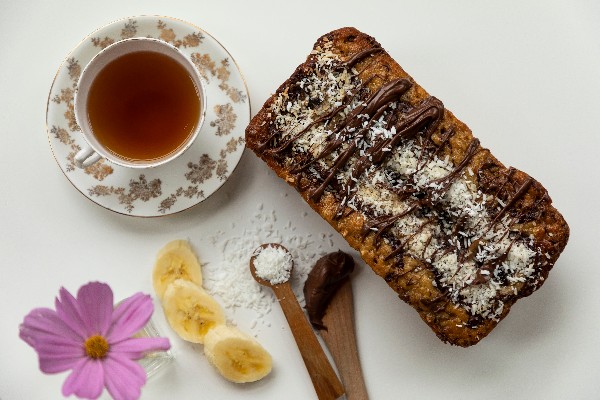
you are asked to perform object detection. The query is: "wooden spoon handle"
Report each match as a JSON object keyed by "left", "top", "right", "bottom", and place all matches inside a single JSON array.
[
  {"left": 320, "top": 279, "right": 369, "bottom": 400},
  {"left": 273, "top": 283, "right": 345, "bottom": 400}
]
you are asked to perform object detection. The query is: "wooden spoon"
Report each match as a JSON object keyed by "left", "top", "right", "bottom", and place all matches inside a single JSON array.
[
  {"left": 320, "top": 278, "right": 369, "bottom": 400},
  {"left": 250, "top": 244, "right": 344, "bottom": 400}
]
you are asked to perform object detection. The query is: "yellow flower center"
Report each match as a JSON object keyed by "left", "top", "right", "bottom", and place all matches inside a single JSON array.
[{"left": 84, "top": 335, "right": 110, "bottom": 359}]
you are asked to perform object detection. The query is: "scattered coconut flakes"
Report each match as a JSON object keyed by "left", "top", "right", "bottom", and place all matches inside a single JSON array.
[{"left": 202, "top": 206, "right": 336, "bottom": 326}]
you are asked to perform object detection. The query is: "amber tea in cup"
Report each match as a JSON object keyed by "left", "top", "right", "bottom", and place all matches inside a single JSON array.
[
  {"left": 74, "top": 38, "right": 206, "bottom": 169},
  {"left": 88, "top": 51, "right": 200, "bottom": 162}
]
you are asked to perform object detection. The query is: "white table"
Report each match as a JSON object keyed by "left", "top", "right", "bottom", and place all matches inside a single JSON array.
[{"left": 2, "top": 1, "right": 599, "bottom": 399}]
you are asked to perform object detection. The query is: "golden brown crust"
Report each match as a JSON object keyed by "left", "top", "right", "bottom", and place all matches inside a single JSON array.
[{"left": 245, "top": 27, "right": 569, "bottom": 346}]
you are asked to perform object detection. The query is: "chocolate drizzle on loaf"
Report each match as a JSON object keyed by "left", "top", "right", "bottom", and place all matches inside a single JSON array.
[
  {"left": 246, "top": 28, "right": 569, "bottom": 344},
  {"left": 342, "top": 47, "right": 384, "bottom": 69}
]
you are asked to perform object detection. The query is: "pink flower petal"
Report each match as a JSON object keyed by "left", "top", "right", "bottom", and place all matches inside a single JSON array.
[
  {"left": 36, "top": 341, "right": 84, "bottom": 358},
  {"left": 77, "top": 282, "right": 114, "bottom": 336},
  {"left": 19, "top": 307, "right": 82, "bottom": 348},
  {"left": 104, "top": 354, "right": 147, "bottom": 400},
  {"left": 62, "top": 358, "right": 105, "bottom": 399},
  {"left": 23, "top": 334, "right": 81, "bottom": 349},
  {"left": 38, "top": 351, "right": 83, "bottom": 374},
  {"left": 107, "top": 293, "right": 153, "bottom": 343},
  {"left": 55, "top": 287, "right": 88, "bottom": 338},
  {"left": 110, "top": 337, "right": 170, "bottom": 360}
]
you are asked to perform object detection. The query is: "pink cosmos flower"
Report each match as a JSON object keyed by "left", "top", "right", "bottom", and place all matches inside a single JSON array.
[{"left": 19, "top": 282, "right": 171, "bottom": 400}]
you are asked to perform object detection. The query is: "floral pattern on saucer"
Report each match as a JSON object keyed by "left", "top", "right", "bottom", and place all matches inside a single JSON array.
[{"left": 47, "top": 16, "right": 249, "bottom": 216}]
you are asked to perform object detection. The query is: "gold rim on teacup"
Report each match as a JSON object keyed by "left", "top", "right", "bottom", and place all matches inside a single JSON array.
[{"left": 74, "top": 37, "right": 207, "bottom": 169}]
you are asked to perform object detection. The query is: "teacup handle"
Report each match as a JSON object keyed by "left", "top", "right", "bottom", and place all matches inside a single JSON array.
[{"left": 74, "top": 145, "right": 102, "bottom": 168}]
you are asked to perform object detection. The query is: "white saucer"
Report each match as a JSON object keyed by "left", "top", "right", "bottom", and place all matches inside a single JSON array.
[{"left": 47, "top": 16, "right": 249, "bottom": 217}]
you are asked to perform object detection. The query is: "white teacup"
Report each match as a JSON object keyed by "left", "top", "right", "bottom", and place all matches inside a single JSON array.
[{"left": 74, "top": 37, "right": 206, "bottom": 169}]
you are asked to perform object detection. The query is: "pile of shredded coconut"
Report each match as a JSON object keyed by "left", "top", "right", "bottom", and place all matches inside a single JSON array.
[{"left": 252, "top": 245, "right": 293, "bottom": 285}]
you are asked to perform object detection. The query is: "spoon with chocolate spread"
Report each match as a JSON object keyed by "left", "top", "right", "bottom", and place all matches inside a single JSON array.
[
  {"left": 250, "top": 244, "right": 344, "bottom": 400},
  {"left": 304, "top": 251, "right": 369, "bottom": 400}
]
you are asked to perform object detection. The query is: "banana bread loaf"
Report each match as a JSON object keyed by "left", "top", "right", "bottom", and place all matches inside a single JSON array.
[{"left": 245, "top": 27, "right": 569, "bottom": 346}]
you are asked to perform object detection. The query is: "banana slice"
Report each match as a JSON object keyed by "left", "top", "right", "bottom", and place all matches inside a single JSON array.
[
  {"left": 153, "top": 240, "right": 202, "bottom": 300},
  {"left": 162, "top": 279, "right": 225, "bottom": 343},
  {"left": 204, "top": 325, "right": 273, "bottom": 383},
  {"left": 156, "top": 239, "right": 193, "bottom": 260}
]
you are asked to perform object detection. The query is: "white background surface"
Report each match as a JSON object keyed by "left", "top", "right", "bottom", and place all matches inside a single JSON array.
[{"left": 1, "top": 1, "right": 599, "bottom": 399}]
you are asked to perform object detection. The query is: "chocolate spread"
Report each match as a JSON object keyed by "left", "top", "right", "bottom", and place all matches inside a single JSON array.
[{"left": 303, "top": 251, "right": 355, "bottom": 329}]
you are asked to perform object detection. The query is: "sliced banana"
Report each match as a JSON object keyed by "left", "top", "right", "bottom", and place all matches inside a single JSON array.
[
  {"left": 204, "top": 324, "right": 273, "bottom": 383},
  {"left": 153, "top": 240, "right": 202, "bottom": 300},
  {"left": 155, "top": 239, "right": 192, "bottom": 260},
  {"left": 162, "top": 279, "right": 225, "bottom": 343}
]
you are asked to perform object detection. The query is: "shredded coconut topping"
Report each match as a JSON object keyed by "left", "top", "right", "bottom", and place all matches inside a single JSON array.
[{"left": 266, "top": 43, "right": 543, "bottom": 321}]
